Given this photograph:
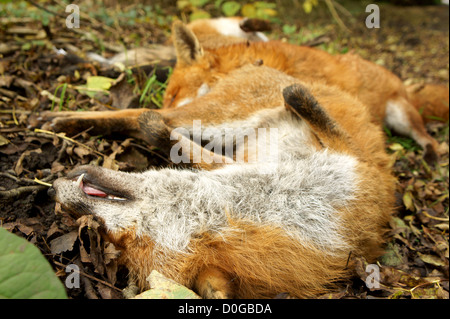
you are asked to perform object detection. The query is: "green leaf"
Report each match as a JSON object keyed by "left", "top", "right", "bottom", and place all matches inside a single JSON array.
[
  {"left": 303, "top": 2, "right": 313, "bottom": 14},
  {"left": 86, "top": 76, "right": 115, "bottom": 90},
  {"left": 388, "top": 143, "right": 404, "bottom": 152},
  {"left": 303, "top": 0, "right": 318, "bottom": 14},
  {"left": 189, "top": 0, "right": 210, "bottom": 7},
  {"left": 0, "top": 227, "right": 67, "bottom": 299},
  {"left": 241, "top": 3, "right": 256, "bottom": 18},
  {"left": 189, "top": 9, "right": 211, "bottom": 21},
  {"left": 214, "top": 0, "right": 225, "bottom": 9},
  {"left": 282, "top": 24, "right": 297, "bottom": 35},
  {"left": 177, "top": 0, "right": 191, "bottom": 10},
  {"left": 253, "top": 1, "right": 276, "bottom": 9},
  {"left": 251, "top": 2, "right": 278, "bottom": 20},
  {"left": 21, "top": 42, "right": 32, "bottom": 51},
  {"left": 379, "top": 243, "right": 404, "bottom": 267},
  {"left": 260, "top": 8, "right": 277, "bottom": 17},
  {"left": 221, "top": 1, "right": 241, "bottom": 17},
  {"left": 77, "top": 76, "right": 115, "bottom": 98}
]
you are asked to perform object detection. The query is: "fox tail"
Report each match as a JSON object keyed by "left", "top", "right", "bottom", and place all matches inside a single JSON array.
[{"left": 406, "top": 83, "right": 449, "bottom": 123}]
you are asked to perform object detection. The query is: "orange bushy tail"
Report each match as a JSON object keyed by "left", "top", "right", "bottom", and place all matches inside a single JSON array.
[{"left": 406, "top": 83, "right": 449, "bottom": 123}]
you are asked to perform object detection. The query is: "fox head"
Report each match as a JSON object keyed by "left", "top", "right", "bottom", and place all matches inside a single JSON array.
[
  {"left": 163, "top": 21, "right": 260, "bottom": 109},
  {"left": 163, "top": 21, "right": 216, "bottom": 109}
]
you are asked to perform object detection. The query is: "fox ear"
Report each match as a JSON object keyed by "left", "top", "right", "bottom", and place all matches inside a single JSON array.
[{"left": 172, "top": 20, "right": 203, "bottom": 65}]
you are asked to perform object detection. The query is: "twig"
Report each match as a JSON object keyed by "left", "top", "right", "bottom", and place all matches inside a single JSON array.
[
  {"left": 302, "top": 35, "right": 331, "bottom": 47},
  {"left": 129, "top": 142, "right": 172, "bottom": 165},
  {"left": 331, "top": 0, "right": 354, "bottom": 18},
  {"left": 24, "top": 0, "right": 66, "bottom": 18},
  {"left": 421, "top": 209, "right": 449, "bottom": 222},
  {"left": 53, "top": 260, "right": 122, "bottom": 293},
  {"left": 0, "top": 17, "right": 36, "bottom": 24},
  {"left": 0, "top": 172, "right": 21, "bottom": 183},
  {"left": 70, "top": 28, "right": 123, "bottom": 53},
  {"left": 0, "top": 185, "right": 46, "bottom": 199},
  {"left": 0, "top": 88, "right": 27, "bottom": 101},
  {"left": 324, "top": 0, "right": 351, "bottom": 34},
  {"left": 0, "top": 127, "right": 27, "bottom": 133},
  {"left": 12, "top": 102, "right": 19, "bottom": 126},
  {"left": 40, "top": 90, "right": 61, "bottom": 104},
  {"left": 69, "top": 126, "right": 94, "bottom": 140},
  {"left": 0, "top": 109, "right": 31, "bottom": 114},
  {"left": 34, "top": 178, "right": 52, "bottom": 187},
  {"left": 409, "top": 280, "right": 445, "bottom": 299},
  {"left": 34, "top": 128, "right": 108, "bottom": 158},
  {"left": 0, "top": 172, "right": 54, "bottom": 185},
  {"left": 55, "top": 139, "right": 69, "bottom": 162}
]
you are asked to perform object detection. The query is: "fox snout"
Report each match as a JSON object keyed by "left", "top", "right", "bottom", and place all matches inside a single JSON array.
[
  {"left": 54, "top": 166, "right": 130, "bottom": 200},
  {"left": 51, "top": 165, "right": 142, "bottom": 222}
]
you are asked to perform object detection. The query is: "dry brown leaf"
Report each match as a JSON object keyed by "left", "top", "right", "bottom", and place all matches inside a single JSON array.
[
  {"left": 50, "top": 231, "right": 79, "bottom": 254},
  {"left": 73, "top": 146, "right": 91, "bottom": 159},
  {"left": 417, "top": 252, "right": 447, "bottom": 267},
  {"left": 14, "top": 148, "right": 42, "bottom": 175},
  {"left": 51, "top": 161, "right": 65, "bottom": 174}
]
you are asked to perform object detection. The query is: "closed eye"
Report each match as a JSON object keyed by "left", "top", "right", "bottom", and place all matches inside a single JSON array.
[{"left": 167, "top": 89, "right": 179, "bottom": 108}]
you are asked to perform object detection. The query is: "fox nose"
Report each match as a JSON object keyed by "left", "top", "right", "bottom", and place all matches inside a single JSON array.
[{"left": 47, "top": 187, "right": 56, "bottom": 199}]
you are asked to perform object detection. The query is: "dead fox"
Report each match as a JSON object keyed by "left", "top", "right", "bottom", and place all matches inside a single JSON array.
[
  {"left": 49, "top": 62, "right": 396, "bottom": 298},
  {"left": 87, "top": 17, "right": 270, "bottom": 67},
  {"left": 45, "top": 21, "right": 447, "bottom": 164},
  {"left": 161, "top": 21, "right": 448, "bottom": 163}
]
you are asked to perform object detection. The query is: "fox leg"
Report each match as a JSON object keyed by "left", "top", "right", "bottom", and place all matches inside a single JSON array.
[
  {"left": 385, "top": 97, "right": 439, "bottom": 164},
  {"left": 39, "top": 109, "right": 150, "bottom": 140},
  {"left": 194, "top": 267, "right": 236, "bottom": 299},
  {"left": 282, "top": 84, "right": 362, "bottom": 157},
  {"left": 40, "top": 108, "right": 232, "bottom": 169},
  {"left": 138, "top": 110, "right": 231, "bottom": 170}
]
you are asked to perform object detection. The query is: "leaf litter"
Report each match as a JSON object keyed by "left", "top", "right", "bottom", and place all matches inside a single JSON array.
[{"left": 0, "top": 1, "right": 448, "bottom": 299}]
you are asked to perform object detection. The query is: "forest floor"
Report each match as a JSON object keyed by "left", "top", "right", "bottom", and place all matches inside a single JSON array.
[{"left": 0, "top": 1, "right": 448, "bottom": 299}]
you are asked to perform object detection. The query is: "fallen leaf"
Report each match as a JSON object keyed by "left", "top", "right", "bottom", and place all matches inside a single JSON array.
[
  {"left": 417, "top": 253, "right": 446, "bottom": 267},
  {"left": 50, "top": 231, "right": 78, "bottom": 254},
  {"left": 412, "top": 285, "right": 440, "bottom": 299},
  {"left": 46, "top": 222, "right": 63, "bottom": 240},
  {"left": 134, "top": 270, "right": 201, "bottom": 299},
  {"left": 402, "top": 191, "right": 415, "bottom": 212},
  {"left": 0, "top": 134, "right": 9, "bottom": 146},
  {"left": 73, "top": 146, "right": 91, "bottom": 159},
  {"left": 109, "top": 72, "right": 140, "bottom": 109},
  {"left": 77, "top": 76, "right": 116, "bottom": 98},
  {"left": 15, "top": 148, "right": 42, "bottom": 175},
  {"left": 51, "top": 161, "right": 65, "bottom": 174},
  {"left": 116, "top": 147, "right": 149, "bottom": 171},
  {"left": 379, "top": 243, "right": 406, "bottom": 267}
]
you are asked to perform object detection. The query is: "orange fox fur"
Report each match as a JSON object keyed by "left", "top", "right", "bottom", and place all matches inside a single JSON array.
[
  {"left": 163, "top": 21, "right": 448, "bottom": 163},
  {"left": 45, "top": 21, "right": 406, "bottom": 298},
  {"left": 50, "top": 62, "right": 396, "bottom": 298},
  {"left": 407, "top": 83, "right": 449, "bottom": 123}
]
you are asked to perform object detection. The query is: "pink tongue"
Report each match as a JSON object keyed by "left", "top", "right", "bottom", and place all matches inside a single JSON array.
[{"left": 82, "top": 184, "right": 107, "bottom": 197}]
